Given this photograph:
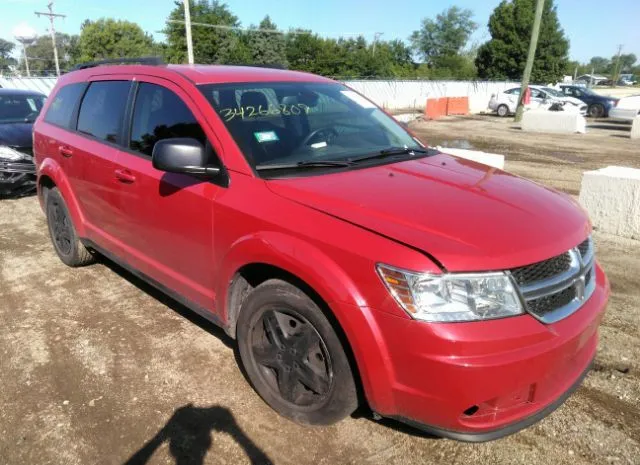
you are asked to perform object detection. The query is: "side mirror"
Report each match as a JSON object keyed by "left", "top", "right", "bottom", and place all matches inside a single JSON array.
[{"left": 152, "top": 138, "right": 220, "bottom": 176}]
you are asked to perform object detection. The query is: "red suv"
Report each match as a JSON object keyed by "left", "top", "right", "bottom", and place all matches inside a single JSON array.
[{"left": 33, "top": 59, "right": 609, "bottom": 441}]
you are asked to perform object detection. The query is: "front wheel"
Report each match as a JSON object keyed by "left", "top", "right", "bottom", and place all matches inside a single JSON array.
[
  {"left": 237, "top": 280, "right": 358, "bottom": 425},
  {"left": 588, "top": 103, "right": 605, "bottom": 118},
  {"left": 497, "top": 104, "right": 510, "bottom": 117}
]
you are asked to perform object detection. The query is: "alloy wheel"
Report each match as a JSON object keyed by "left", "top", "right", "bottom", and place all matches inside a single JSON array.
[
  {"left": 50, "top": 199, "right": 73, "bottom": 256},
  {"left": 249, "top": 309, "right": 333, "bottom": 407}
]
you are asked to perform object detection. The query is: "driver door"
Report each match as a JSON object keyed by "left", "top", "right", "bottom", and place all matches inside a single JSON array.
[{"left": 112, "top": 78, "right": 225, "bottom": 311}]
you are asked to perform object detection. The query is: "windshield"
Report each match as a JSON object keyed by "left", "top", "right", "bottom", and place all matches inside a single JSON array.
[
  {"left": 199, "top": 82, "right": 424, "bottom": 174},
  {"left": 542, "top": 87, "right": 564, "bottom": 98},
  {"left": 0, "top": 94, "right": 46, "bottom": 123}
]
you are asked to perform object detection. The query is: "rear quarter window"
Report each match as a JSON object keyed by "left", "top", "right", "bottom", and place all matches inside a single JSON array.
[{"left": 43, "top": 83, "right": 86, "bottom": 129}]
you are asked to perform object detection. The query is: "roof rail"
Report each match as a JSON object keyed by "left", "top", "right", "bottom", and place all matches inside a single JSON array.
[
  {"left": 228, "top": 63, "right": 288, "bottom": 70},
  {"left": 72, "top": 56, "right": 165, "bottom": 71}
]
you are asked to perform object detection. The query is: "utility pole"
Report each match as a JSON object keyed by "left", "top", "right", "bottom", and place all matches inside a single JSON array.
[
  {"left": 372, "top": 32, "right": 383, "bottom": 56},
  {"left": 515, "top": 0, "right": 545, "bottom": 123},
  {"left": 612, "top": 44, "right": 623, "bottom": 87},
  {"left": 22, "top": 43, "right": 31, "bottom": 77},
  {"left": 183, "top": 0, "right": 194, "bottom": 65},
  {"left": 35, "top": 2, "right": 66, "bottom": 76}
]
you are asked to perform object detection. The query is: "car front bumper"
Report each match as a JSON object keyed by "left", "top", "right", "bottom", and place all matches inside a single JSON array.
[
  {"left": 0, "top": 160, "right": 37, "bottom": 195},
  {"left": 354, "top": 263, "right": 609, "bottom": 441}
]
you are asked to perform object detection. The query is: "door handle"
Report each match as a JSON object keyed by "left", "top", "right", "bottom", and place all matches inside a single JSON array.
[
  {"left": 114, "top": 169, "right": 136, "bottom": 184},
  {"left": 59, "top": 146, "right": 73, "bottom": 158}
]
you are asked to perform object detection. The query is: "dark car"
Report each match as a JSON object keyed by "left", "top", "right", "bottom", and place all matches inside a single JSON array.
[
  {"left": 0, "top": 88, "right": 47, "bottom": 197},
  {"left": 559, "top": 85, "right": 618, "bottom": 118}
]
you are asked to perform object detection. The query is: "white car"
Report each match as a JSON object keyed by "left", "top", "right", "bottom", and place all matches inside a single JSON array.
[
  {"left": 609, "top": 95, "right": 640, "bottom": 121},
  {"left": 489, "top": 86, "right": 588, "bottom": 117}
]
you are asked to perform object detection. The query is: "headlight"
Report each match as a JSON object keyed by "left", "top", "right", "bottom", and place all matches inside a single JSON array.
[
  {"left": 0, "top": 146, "right": 25, "bottom": 161},
  {"left": 377, "top": 264, "right": 524, "bottom": 322}
]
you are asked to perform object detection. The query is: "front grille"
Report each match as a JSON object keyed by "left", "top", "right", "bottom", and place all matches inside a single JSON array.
[
  {"left": 510, "top": 252, "right": 572, "bottom": 286},
  {"left": 527, "top": 286, "right": 576, "bottom": 317},
  {"left": 512, "top": 236, "right": 595, "bottom": 323},
  {"left": 577, "top": 238, "right": 590, "bottom": 258}
]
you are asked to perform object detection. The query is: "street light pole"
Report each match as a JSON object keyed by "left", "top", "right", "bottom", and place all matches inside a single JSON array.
[
  {"left": 515, "top": 0, "right": 545, "bottom": 123},
  {"left": 35, "top": 2, "right": 66, "bottom": 76},
  {"left": 183, "top": 0, "right": 194, "bottom": 65}
]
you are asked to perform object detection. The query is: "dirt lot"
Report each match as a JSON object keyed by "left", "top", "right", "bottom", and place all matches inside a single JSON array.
[{"left": 1, "top": 116, "right": 639, "bottom": 464}]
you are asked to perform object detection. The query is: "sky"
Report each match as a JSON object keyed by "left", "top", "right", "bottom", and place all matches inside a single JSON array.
[{"left": 2, "top": 0, "right": 639, "bottom": 64}]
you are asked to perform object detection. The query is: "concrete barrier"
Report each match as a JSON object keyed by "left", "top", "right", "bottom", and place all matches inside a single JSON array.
[
  {"left": 579, "top": 166, "right": 640, "bottom": 239},
  {"left": 521, "top": 110, "right": 587, "bottom": 134},
  {"left": 436, "top": 147, "right": 505, "bottom": 170},
  {"left": 631, "top": 117, "right": 640, "bottom": 139}
]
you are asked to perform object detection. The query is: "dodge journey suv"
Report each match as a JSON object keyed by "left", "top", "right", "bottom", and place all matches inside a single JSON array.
[{"left": 33, "top": 59, "right": 609, "bottom": 441}]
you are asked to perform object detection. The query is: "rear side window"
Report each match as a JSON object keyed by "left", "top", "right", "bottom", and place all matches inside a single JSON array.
[
  {"left": 44, "top": 83, "right": 86, "bottom": 129},
  {"left": 77, "top": 81, "right": 131, "bottom": 143},
  {"left": 129, "top": 83, "right": 206, "bottom": 156}
]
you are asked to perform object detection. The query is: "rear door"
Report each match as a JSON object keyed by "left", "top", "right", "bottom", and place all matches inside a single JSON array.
[
  {"left": 72, "top": 79, "right": 132, "bottom": 251},
  {"left": 111, "top": 78, "right": 224, "bottom": 310}
]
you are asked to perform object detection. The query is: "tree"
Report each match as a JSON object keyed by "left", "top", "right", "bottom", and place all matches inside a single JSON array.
[
  {"left": 475, "top": 0, "right": 569, "bottom": 83},
  {"left": 410, "top": 6, "right": 477, "bottom": 63},
  {"left": 78, "top": 18, "right": 156, "bottom": 62},
  {"left": 588, "top": 56, "right": 610, "bottom": 74},
  {"left": 0, "top": 38, "right": 17, "bottom": 73},
  {"left": 164, "top": 0, "right": 246, "bottom": 64},
  {"left": 18, "top": 33, "right": 79, "bottom": 75},
  {"left": 615, "top": 53, "right": 637, "bottom": 73},
  {"left": 409, "top": 7, "right": 477, "bottom": 78},
  {"left": 244, "top": 16, "right": 288, "bottom": 66}
]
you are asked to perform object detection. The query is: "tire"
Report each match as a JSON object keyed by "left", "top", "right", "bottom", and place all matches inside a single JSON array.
[
  {"left": 45, "top": 187, "right": 95, "bottom": 267},
  {"left": 497, "top": 104, "right": 509, "bottom": 117},
  {"left": 237, "top": 279, "right": 358, "bottom": 426},
  {"left": 588, "top": 103, "right": 605, "bottom": 118}
]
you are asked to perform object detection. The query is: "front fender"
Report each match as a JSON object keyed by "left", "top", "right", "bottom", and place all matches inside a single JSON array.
[
  {"left": 216, "top": 231, "right": 397, "bottom": 412},
  {"left": 38, "top": 158, "right": 86, "bottom": 237}
]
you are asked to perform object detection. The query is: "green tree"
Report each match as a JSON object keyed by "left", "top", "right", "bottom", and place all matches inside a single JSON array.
[
  {"left": 78, "top": 18, "right": 156, "bottom": 62},
  {"left": 588, "top": 56, "right": 610, "bottom": 74},
  {"left": 615, "top": 53, "right": 637, "bottom": 73},
  {"left": 0, "top": 38, "right": 17, "bottom": 73},
  {"left": 245, "top": 16, "right": 288, "bottom": 66},
  {"left": 19, "top": 33, "right": 79, "bottom": 74},
  {"left": 409, "top": 6, "right": 477, "bottom": 78},
  {"left": 164, "top": 0, "right": 246, "bottom": 64},
  {"left": 475, "top": 0, "right": 569, "bottom": 83}
]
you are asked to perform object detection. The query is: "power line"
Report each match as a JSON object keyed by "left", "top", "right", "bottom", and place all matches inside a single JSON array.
[
  {"left": 35, "top": 1, "right": 66, "bottom": 76},
  {"left": 164, "top": 20, "right": 373, "bottom": 37}
]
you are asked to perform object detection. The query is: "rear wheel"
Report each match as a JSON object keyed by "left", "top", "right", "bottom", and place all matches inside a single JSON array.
[
  {"left": 497, "top": 104, "right": 509, "bottom": 117},
  {"left": 46, "top": 188, "right": 95, "bottom": 267},
  {"left": 588, "top": 103, "right": 605, "bottom": 118},
  {"left": 237, "top": 279, "right": 358, "bottom": 425}
]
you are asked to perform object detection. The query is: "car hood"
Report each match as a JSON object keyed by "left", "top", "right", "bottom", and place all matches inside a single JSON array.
[
  {"left": 266, "top": 153, "right": 590, "bottom": 272},
  {"left": 0, "top": 122, "right": 33, "bottom": 148}
]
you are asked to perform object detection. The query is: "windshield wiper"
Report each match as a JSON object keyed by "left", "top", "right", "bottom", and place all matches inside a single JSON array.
[
  {"left": 255, "top": 160, "right": 355, "bottom": 171},
  {"left": 349, "top": 146, "right": 430, "bottom": 164}
]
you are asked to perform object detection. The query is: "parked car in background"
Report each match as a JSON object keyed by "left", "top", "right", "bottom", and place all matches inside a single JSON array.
[
  {"left": 0, "top": 88, "right": 46, "bottom": 197},
  {"left": 559, "top": 85, "right": 619, "bottom": 118},
  {"left": 608, "top": 94, "right": 640, "bottom": 121},
  {"left": 34, "top": 59, "right": 609, "bottom": 441},
  {"left": 489, "top": 86, "right": 587, "bottom": 117}
]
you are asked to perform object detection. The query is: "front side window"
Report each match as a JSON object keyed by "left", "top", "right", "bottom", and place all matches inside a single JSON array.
[
  {"left": 44, "top": 83, "right": 86, "bottom": 129},
  {"left": 77, "top": 81, "right": 131, "bottom": 143},
  {"left": 0, "top": 93, "right": 46, "bottom": 124},
  {"left": 199, "top": 82, "right": 424, "bottom": 175},
  {"left": 129, "top": 83, "right": 206, "bottom": 157}
]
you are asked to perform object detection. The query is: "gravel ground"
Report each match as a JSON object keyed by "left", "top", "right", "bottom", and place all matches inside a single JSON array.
[{"left": 1, "top": 116, "right": 639, "bottom": 464}]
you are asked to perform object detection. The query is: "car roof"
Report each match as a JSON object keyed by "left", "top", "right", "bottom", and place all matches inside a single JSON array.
[
  {"left": 0, "top": 88, "right": 46, "bottom": 97},
  {"left": 60, "top": 64, "right": 333, "bottom": 86}
]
